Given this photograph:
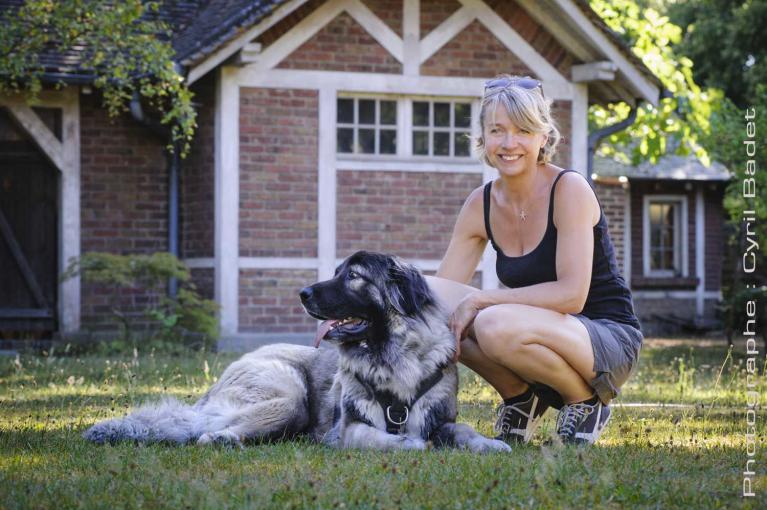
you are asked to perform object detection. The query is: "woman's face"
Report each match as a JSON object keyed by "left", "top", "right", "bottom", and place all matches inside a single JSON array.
[{"left": 483, "top": 103, "right": 547, "bottom": 176}]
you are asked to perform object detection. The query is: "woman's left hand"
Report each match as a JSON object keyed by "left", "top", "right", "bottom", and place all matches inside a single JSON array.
[{"left": 449, "top": 293, "right": 481, "bottom": 362}]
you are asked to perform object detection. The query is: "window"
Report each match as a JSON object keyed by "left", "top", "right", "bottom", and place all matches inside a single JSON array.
[
  {"left": 412, "top": 101, "right": 472, "bottom": 157},
  {"left": 336, "top": 98, "right": 397, "bottom": 155},
  {"left": 643, "top": 196, "right": 688, "bottom": 277}
]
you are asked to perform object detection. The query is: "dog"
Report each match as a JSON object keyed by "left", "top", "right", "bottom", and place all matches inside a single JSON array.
[{"left": 83, "top": 251, "right": 510, "bottom": 453}]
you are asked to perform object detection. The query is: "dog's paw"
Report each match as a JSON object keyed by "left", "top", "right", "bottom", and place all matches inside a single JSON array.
[
  {"left": 397, "top": 436, "right": 427, "bottom": 451},
  {"left": 467, "top": 437, "right": 512, "bottom": 454},
  {"left": 197, "top": 430, "right": 243, "bottom": 448}
]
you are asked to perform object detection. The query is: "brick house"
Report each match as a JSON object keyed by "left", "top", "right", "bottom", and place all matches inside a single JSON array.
[{"left": 4, "top": 0, "right": 718, "bottom": 349}]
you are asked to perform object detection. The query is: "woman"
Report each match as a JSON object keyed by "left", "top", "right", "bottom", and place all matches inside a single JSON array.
[{"left": 426, "top": 75, "right": 642, "bottom": 445}]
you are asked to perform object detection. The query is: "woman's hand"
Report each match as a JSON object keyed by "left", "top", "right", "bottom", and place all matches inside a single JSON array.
[{"left": 449, "top": 292, "right": 482, "bottom": 362}]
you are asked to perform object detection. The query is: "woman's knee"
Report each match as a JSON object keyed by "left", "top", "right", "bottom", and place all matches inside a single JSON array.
[{"left": 473, "top": 305, "right": 528, "bottom": 360}]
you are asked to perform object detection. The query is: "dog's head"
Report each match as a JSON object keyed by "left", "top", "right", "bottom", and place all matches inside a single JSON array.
[{"left": 299, "top": 251, "right": 436, "bottom": 348}]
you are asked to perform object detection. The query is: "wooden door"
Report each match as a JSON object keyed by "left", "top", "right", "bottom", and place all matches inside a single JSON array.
[{"left": 0, "top": 109, "right": 58, "bottom": 336}]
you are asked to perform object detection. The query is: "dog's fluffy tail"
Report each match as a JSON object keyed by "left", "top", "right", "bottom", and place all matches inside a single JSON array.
[{"left": 83, "top": 396, "right": 206, "bottom": 445}]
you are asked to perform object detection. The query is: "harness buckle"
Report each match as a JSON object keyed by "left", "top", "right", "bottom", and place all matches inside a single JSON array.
[{"left": 386, "top": 405, "right": 409, "bottom": 426}]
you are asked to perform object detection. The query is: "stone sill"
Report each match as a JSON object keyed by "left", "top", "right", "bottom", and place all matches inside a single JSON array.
[{"left": 631, "top": 276, "right": 699, "bottom": 290}]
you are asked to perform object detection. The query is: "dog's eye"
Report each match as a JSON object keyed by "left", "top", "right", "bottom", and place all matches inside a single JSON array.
[{"left": 348, "top": 270, "right": 360, "bottom": 280}]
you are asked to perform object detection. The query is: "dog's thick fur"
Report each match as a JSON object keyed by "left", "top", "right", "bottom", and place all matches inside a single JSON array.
[{"left": 83, "top": 251, "right": 509, "bottom": 453}]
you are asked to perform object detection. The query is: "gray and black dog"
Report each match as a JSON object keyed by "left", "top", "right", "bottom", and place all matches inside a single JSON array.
[{"left": 83, "top": 251, "right": 510, "bottom": 453}]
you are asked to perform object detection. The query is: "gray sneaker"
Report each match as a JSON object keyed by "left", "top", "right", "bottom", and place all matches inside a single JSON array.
[
  {"left": 555, "top": 399, "right": 611, "bottom": 445},
  {"left": 494, "top": 392, "right": 549, "bottom": 443}
]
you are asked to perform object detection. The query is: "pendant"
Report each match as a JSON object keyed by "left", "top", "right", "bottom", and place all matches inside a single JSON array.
[{"left": 520, "top": 210, "right": 527, "bottom": 221}]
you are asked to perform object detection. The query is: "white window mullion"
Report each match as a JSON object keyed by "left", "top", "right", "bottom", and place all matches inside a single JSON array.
[{"left": 400, "top": 99, "right": 412, "bottom": 156}]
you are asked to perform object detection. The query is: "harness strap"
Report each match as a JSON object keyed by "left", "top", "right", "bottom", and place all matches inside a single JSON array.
[{"left": 355, "top": 365, "right": 447, "bottom": 435}]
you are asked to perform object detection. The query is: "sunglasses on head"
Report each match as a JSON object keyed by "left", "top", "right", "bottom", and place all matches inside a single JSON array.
[{"left": 484, "top": 77, "right": 542, "bottom": 91}]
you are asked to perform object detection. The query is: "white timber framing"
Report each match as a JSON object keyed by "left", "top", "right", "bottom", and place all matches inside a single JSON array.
[
  {"left": 0, "top": 88, "right": 81, "bottom": 333},
  {"left": 215, "top": 67, "right": 240, "bottom": 336},
  {"left": 208, "top": 0, "right": 659, "bottom": 336},
  {"left": 695, "top": 187, "right": 705, "bottom": 318}
]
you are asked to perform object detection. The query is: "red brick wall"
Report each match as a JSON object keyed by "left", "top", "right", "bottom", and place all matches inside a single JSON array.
[
  {"left": 421, "top": 20, "right": 534, "bottom": 78},
  {"left": 594, "top": 182, "right": 627, "bottom": 274},
  {"left": 336, "top": 171, "right": 482, "bottom": 259},
  {"left": 239, "top": 269, "right": 317, "bottom": 333},
  {"left": 277, "top": 12, "right": 402, "bottom": 74},
  {"left": 421, "top": 0, "right": 462, "bottom": 35},
  {"left": 239, "top": 87, "right": 319, "bottom": 258},
  {"left": 181, "top": 73, "right": 215, "bottom": 259},
  {"left": 704, "top": 185, "right": 725, "bottom": 291},
  {"left": 361, "top": 0, "right": 403, "bottom": 37},
  {"left": 79, "top": 94, "right": 168, "bottom": 332}
]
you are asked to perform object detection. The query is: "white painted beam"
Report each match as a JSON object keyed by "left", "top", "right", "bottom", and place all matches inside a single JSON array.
[
  {"left": 346, "top": 0, "right": 404, "bottom": 62},
  {"left": 695, "top": 187, "right": 705, "bottom": 317},
  {"left": 318, "top": 87, "right": 337, "bottom": 281},
  {"left": 59, "top": 88, "right": 81, "bottom": 333},
  {"left": 571, "top": 83, "right": 588, "bottom": 176},
  {"left": 402, "top": 0, "right": 420, "bottom": 75},
  {"left": 572, "top": 61, "right": 618, "bottom": 82},
  {"left": 419, "top": 6, "right": 475, "bottom": 64},
  {"left": 236, "top": 68, "right": 574, "bottom": 100},
  {"left": 3, "top": 101, "right": 66, "bottom": 171},
  {"left": 214, "top": 67, "right": 240, "bottom": 335}
]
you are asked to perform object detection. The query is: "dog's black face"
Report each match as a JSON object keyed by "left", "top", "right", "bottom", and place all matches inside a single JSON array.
[{"left": 300, "top": 251, "right": 434, "bottom": 348}]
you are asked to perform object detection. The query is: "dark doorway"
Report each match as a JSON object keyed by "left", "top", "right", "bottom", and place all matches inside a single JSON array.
[{"left": 0, "top": 108, "right": 59, "bottom": 338}]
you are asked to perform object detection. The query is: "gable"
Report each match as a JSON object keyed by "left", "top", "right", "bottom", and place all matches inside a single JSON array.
[
  {"left": 276, "top": 12, "right": 402, "bottom": 73},
  {"left": 421, "top": 19, "right": 534, "bottom": 78}
]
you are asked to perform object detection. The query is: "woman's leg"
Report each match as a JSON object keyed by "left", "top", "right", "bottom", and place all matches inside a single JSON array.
[{"left": 425, "top": 276, "right": 596, "bottom": 404}]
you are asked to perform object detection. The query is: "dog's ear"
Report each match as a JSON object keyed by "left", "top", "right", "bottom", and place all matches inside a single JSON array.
[{"left": 385, "top": 258, "right": 433, "bottom": 318}]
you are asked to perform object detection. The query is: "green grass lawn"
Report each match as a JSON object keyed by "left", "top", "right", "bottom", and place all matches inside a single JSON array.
[{"left": 1, "top": 338, "right": 765, "bottom": 509}]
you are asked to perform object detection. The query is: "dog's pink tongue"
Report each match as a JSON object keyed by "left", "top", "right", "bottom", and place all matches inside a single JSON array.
[{"left": 314, "top": 320, "right": 338, "bottom": 348}]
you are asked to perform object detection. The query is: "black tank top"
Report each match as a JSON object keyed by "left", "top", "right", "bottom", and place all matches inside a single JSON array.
[{"left": 483, "top": 170, "right": 640, "bottom": 330}]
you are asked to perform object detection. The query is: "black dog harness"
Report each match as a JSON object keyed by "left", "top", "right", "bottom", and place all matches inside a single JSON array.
[{"left": 354, "top": 365, "right": 447, "bottom": 435}]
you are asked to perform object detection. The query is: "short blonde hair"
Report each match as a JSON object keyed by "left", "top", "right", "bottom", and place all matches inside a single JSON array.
[{"left": 475, "top": 74, "right": 561, "bottom": 166}]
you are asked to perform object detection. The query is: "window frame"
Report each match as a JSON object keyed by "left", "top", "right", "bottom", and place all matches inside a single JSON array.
[
  {"left": 335, "top": 94, "right": 477, "bottom": 162},
  {"left": 642, "top": 194, "right": 689, "bottom": 277},
  {"left": 335, "top": 96, "right": 398, "bottom": 156}
]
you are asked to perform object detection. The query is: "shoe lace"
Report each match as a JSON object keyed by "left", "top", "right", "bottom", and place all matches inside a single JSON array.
[
  {"left": 494, "top": 401, "right": 531, "bottom": 434},
  {"left": 556, "top": 403, "right": 593, "bottom": 438}
]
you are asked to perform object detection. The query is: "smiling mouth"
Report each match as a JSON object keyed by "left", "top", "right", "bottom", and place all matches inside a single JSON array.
[
  {"left": 313, "top": 317, "right": 369, "bottom": 347},
  {"left": 499, "top": 154, "right": 523, "bottom": 161}
]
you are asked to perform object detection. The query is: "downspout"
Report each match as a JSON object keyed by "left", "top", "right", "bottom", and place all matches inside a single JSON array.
[{"left": 129, "top": 91, "right": 180, "bottom": 298}]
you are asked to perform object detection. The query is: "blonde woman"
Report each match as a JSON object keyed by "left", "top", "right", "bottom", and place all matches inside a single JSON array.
[{"left": 427, "top": 75, "right": 642, "bottom": 445}]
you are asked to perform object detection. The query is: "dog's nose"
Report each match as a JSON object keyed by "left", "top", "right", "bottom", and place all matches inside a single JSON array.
[{"left": 299, "top": 287, "right": 313, "bottom": 302}]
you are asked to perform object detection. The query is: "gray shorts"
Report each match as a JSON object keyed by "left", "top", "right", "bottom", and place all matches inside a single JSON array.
[
  {"left": 573, "top": 314, "right": 643, "bottom": 404},
  {"left": 531, "top": 316, "right": 643, "bottom": 407}
]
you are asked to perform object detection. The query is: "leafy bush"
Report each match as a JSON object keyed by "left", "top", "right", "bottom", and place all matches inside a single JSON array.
[{"left": 62, "top": 252, "right": 219, "bottom": 350}]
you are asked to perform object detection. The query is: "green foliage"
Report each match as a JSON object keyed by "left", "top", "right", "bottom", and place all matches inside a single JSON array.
[
  {"left": 63, "top": 252, "right": 219, "bottom": 350},
  {"left": 701, "top": 84, "right": 767, "bottom": 336},
  {"left": 588, "top": 0, "right": 722, "bottom": 165},
  {"left": 668, "top": 0, "right": 767, "bottom": 109},
  {"left": 0, "top": 0, "right": 196, "bottom": 155}
]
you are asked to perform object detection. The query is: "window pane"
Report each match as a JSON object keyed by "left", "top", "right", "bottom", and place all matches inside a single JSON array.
[
  {"left": 380, "top": 130, "right": 396, "bottom": 154},
  {"left": 651, "top": 248, "right": 661, "bottom": 270},
  {"left": 434, "top": 132, "right": 449, "bottom": 155},
  {"left": 662, "top": 249, "right": 674, "bottom": 271},
  {"left": 359, "top": 100, "right": 375, "bottom": 124},
  {"left": 413, "top": 102, "right": 429, "bottom": 126},
  {"left": 650, "top": 226, "right": 660, "bottom": 247},
  {"left": 649, "top": 204, "right": 662, "bottom": 225},
  {"left": 358, "top": 128, "right": 375, "bottom": 153},
  {"left": 380, "top": 101, "right": 396, "bottom": 125},
  {"left": 337, "top": 99, "right": 353, "bottom": 123},
  {"left": 337, "top": 128, "right": 353, "bottom": 153},
  {"left": 454, "top": 103, "right": 471, "bottom": 127},
  {"left": 413, "top": 131, "right": 429, "bottom": 155},
  {"left": 454, "top": 132, "right": 470, "bottom": 156},
  {"left": 663, "top": 204, "right": 675, "bottom": 226},
  {"left": 434, "top": 102, "right": 450, "bottom": 127}
]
